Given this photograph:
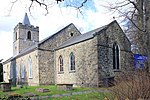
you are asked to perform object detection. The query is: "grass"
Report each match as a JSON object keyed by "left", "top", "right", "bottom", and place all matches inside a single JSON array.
[
  {"left": 0, "top": 85, "right": 111, "bottom": 99},
  {"left": 0, "top": 85, "right": 94, "bottom": 97},
  {"left": 50, "top": 92, "right": 111, "bottom": 100}
]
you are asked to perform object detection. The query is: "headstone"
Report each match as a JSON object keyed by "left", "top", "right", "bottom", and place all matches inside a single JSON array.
[
  {"left": 35, "top": 88, "right": 50, "bottom": 93},
  {"left": 23, "top": 92, "right": 37, "bottom": 97},
  {"left": 1, "top": 82, "right": 11, "bottom": 92},
  {"left": 17, "top": 85, "right": 23, "bottom": 89},
  {"left": 57, "top": 84, "right": 73, "bottom": 90}
]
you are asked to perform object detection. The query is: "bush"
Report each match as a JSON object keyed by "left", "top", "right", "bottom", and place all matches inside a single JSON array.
[{"left": 109, "top": 70, "right": 150, "bottom": 99}]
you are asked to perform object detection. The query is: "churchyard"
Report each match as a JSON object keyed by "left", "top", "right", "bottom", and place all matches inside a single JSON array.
[{"left": 0, "top": 85, "right": 110, "bottom": 99}]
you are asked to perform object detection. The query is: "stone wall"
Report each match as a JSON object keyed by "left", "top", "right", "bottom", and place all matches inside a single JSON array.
[
  {"left": 38, "top": 24, "right": 81, "bottom": 85},
  {"left": 3, "top": 23, "right": 81, "bottom": 86},
  {"left": 15, "top": 50, "right": 39, "bottom": 86},
  {"left": 13, "top": 50, "right": 39, "bottom": 86},
  {"left": 38, "top": 50, "right": 54, "bottom": 85},
  {"left": 3, "top": 62, "right": 11, "bottom": 83},
  {"left": 97, "top": 21, "right": 133, "bottom": 85},
  {"left": 55, "top": 37, "right": 99, "bottom": 87},
  {"left": 3, "top": 50, "right": 40, "bottom": 86}
]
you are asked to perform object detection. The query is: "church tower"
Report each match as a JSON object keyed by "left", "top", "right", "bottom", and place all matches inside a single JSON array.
[{"left": 13, "top": 13, "right": 39, "bottom": 56}]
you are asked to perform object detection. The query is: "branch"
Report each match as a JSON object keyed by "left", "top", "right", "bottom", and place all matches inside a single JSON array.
[
  {"left": 29, "top": 0, "right": 48, "bottom": 15},
  {"left": 127, "top": 0, "right": 140, "bottom": 12},
  {"left": 77, "top": 0, "right": 88, "bottom": 9},
  {"left": 8, "top": 0, "right": 18, "bottom": 15},
  {"left": 56, "top": 0, "right": 64, "bottom": 4},
  {"left": 111, "top": 2, "right": 131, "bottom": 9},
  {"left": 114, "top": 7, "right": 146, "bottom": 32}
]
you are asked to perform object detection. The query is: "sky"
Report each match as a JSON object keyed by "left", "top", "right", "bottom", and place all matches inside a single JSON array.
[{"left": 0, "top": 0, "right": 117, "bottom": 61}]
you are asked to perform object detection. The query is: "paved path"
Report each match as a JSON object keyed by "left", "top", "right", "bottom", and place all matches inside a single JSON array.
[{"left": 30, "top": 89, "right": 110, "bottom": 100}]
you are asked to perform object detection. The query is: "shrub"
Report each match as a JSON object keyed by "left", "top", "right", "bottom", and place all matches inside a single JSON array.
[{"left": 110, "top": 70, "right": 150, "bottom": 99}]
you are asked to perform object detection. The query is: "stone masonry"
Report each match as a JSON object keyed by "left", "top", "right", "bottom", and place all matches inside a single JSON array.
[
  {"left": 97, "top": 21, "right": 133, "bottom": 86},
  {"left": 55, "top": 20, "right": 133, "bottom": 87},
  {"left": 55, "top": 37, "right": 99, "bottom": 87},
  {"left": 37, "top": 24, "right": 81, "bottom": 85},
  {"left": 3, "top": 22, "right": 81, "bottom": 86},
  {"left": 3, "top": 13, "right": 133, "bottom": 87}
]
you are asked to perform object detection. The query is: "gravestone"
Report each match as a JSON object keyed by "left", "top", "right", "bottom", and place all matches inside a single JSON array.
[
  {"left": 1, "top": 82, "right": 11, "bottom": 92},
  {"left": 35, "top": 88, "right": 50, "bottom": 93},
  {"left": 57, "top": 84, "right": 73, "bottom": 90}
]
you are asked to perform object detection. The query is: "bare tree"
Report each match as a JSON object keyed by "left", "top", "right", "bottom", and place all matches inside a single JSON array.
[
  {"left": 103, "top": 0, "right": 150, "bottom": 72},
  {"left": 9, "top": 0, "right": 88, "bottom": 15}
]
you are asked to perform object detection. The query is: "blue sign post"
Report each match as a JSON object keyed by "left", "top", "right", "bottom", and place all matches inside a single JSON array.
[{"left": 134, "top": 54, "right": 148, "bottom": 69}]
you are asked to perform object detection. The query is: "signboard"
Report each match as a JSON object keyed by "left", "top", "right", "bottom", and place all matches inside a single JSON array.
[{"left": 134, "top": 54, "right": 148, "bottom": 69}]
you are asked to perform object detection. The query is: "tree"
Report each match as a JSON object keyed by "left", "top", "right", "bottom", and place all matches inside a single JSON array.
[
  {"left": 10, "top": 0, "right": 88, "bottom": 15},
  {"left": 103, "top": 0, "right": 150, "bottom": 72},
  {"left": 101, "top": 1, "right": 150, "bottom": 99}
]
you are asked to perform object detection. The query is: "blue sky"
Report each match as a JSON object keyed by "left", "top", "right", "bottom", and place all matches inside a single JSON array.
[
  {"left": 61, "top": 0, "right": 96, "bottom": 11},
  {"left": 0, "top": 0, "right": 116, "bottom": 60}
]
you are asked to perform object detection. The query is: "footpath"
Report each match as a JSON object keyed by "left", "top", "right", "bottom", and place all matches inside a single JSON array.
[{"left": 30, "top": 89, "right": 109, "bottom": 100}]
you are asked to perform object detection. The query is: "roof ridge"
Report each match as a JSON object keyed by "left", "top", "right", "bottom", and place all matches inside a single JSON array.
[{"left": 57, "top": 23, "right": 109, "bottom": 50}]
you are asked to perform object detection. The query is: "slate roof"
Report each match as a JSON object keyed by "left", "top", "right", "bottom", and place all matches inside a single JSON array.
[
  {"left": 3, "top": 20, "right": 117, "bottom": 64},
  {"left": 3, "top": 44, "right": 38, "bottom": 64},
  {"left": 22, "top": 13, "right": 31, "bottom": 26},
  {"left": 57, "top": 25, "right": 107, "bottom": 50}
]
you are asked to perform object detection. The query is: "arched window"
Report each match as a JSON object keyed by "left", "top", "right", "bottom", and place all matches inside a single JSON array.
[
  {"left": 113, "top": 42, "right": 120, "bottom": 70},
  {"left": 59, "top": 55, "right": 63, "bottom": 72},
  {"left": 27, "top": 31, "right": 31, "bottom": 40},
  {"left": 21, "top": 60, "right": 25, "bottom": 79},
  {"left": 15, "top": 32, "right": 17, "bottom": 40},
  {"left": 10, "top": 65, "right": 13, "bottom": 79},
  {"left": 15, "top": 64, "right": 18, "bottom": 78},
  {"left": 69, "top": 52, "right": 75, "bottom": 71},
  {"left": 28, "top": 57, "right": 32, "bottom": 78}
]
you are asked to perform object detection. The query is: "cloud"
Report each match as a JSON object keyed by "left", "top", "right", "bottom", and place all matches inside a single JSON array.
[{"left": 0, "top": 31, "right": 13, "bottom": 60}]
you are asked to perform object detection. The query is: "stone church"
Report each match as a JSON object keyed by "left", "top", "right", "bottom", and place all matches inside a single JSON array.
[{"left": 3, "top": 13, "right": 133, "bottom": 87}]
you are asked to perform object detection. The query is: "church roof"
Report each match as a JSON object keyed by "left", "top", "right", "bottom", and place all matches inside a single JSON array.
[
  {"left": 22, "top": 13, "right": 31, "bottom": 26},
  {"left": 3, "top": 20, "right": 118, "bottom": 64},
  {"left": 57, "top": 25, "right": 107, "bottom": 50},
  {"left": 57, "top": 20, "right": 119, "bottom": 50},
  {"left": 3, "top": 44, "right": 38, "bottom": 64}
]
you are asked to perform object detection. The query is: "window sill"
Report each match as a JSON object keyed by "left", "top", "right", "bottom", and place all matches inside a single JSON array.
[
  {"left": 113, "top": 69, "right": 121, "bottom": 72},
  {"left": 69, "top": 70, "right": 76, "bottom": 73},
  {"left": 29, "top": 77, "right": 33, "bottom": 79},
  {"left": 58, "top": 71, "right": 64, "bottom": 74}
]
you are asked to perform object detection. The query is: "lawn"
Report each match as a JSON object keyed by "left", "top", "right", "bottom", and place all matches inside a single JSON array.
[
  {"left": 50, "top": 92, "right": 111, "bottom": 100},
  {"left": 0, "top": 85, "right": 110, "bottom": 100}
]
